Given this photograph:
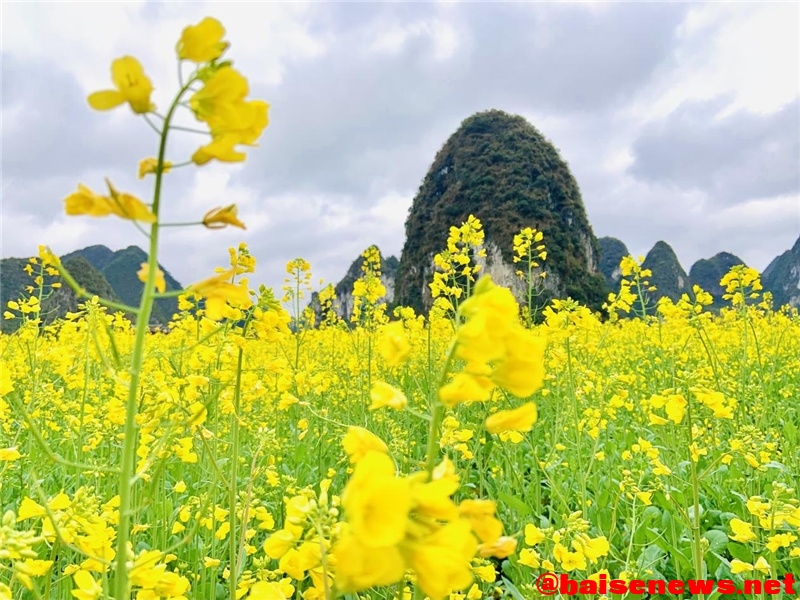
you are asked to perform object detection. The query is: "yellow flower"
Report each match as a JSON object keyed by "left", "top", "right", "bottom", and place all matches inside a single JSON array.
[
  {"left": 64, "top": 184, "right": 114, "bottom": 217},
  {"left": 443, "top": 276, "right": 546, "bottom": 405},
  {"left": 105, "top": 179, "right": 157, "bottom": 223},
  {"left": 176, "top": 17, "right": 229, "bottom": 63},
  {"left": 553, "top": 542, "right": 587, "bottom": 571},
  {"left": 651, "top": 459, "right": 672, "bottom": 476},
  {"left": 648, "top": 413, "right": 669, "bottom": 426},
  {"left": 765, "top": 532, "right": 797, "bottom": 552},
  {"left": 189, "top": 269, "right": 253, "bottom": 320},
  {"left": 138, "top": 158, "right": 172, "bottom": 179},
  {"left": 192, "top": 134, "right": 248, "bottom": 165},
  {"left": 189, "top": 67, "right": 269, "bottom": 162},
  {"left": 64, "top": 181, "right": 156, "bottom": 223},
  {"left": 730, "top": 559, "right": 753, "bottom": 574},
  {"left": 485, "top": 402, "right": 537, "bottom": 434},
  {"left": 341, "top": 452, "right": 411, "bottom": 547},
  {"left": 524, "top": 524, "right": 546, "bottom": 546},
  {"left": 729, "top": 518, "right": 757, "bottom": 543},
  {"left": 87, "top": 56, "right": 154, "bottom": 114},
  {"left": 518, "top": 548, "right": 540, "bottom": 568},
  {"left": 0, "top": 447, "right": 21, "bottom": 461},
  {"left": 472, "top": 564, "right": 496, "bottom": 583},
  {"left": 477, "top": 535, "right": 517, "bottom": 559},
  {"left": 404, "top": 519, "right": 477, "bottom": 600},
  {"left": 173, "top": 480, "right": 187, "bottom": 493},
  {"left": 249, "top": 581, "right": 290, "bottom": 599},
  {"left": 342, "top": 427, "right": 388, "bottom": 463},
  {"left": 754, "top": 556, "right": 771, "bottom": 573},
  {"left": 369, "top": 381, "right": 408, "bottom": 411},
  {"left": 203, "top": 204, "right": 247, "bottom": 229},
  {"left": 16, "top": 559, "right": 52, "bottom": 577},
  {"left": 689, "top": 442, "right": 707, "bottom": 463},
  {"left": 263, "top": 528, "right": 297, "bottom": 560},
  {"left": 572, "top": 534, "right": 609, "bottom": 563},
  {"left": 137, "top": 263, "right": 167, "bottom": 294},
  {"left": 17, "top": 497, "right": 47, "bottom": 520},
  {"left": 376, "top": 321, "right": 411, "bottom": 366},
  {"left": 71, "top": 570, "right": 102, "bottom": 600},
  {"left": 439, "top": 372, "right": 494, "bottom": 406},
  {"left": 333, "top": 531, "right": 406, "bottom": 593},
  {"left": 458, "top": 500, "right": 502, "bottom": 544},
  {"left": 665, "top": 394, "right": 687, "bottom": 424}
]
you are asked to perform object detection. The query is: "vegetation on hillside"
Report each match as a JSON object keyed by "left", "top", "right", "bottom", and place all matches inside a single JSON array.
[{"left": 396, "top": 109, "right": 607, "bottom": 314}]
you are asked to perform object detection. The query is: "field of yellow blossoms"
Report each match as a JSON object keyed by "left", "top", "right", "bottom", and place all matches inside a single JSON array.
[{"left": 1, "top": 16, "right": 799, "bottom": 600}]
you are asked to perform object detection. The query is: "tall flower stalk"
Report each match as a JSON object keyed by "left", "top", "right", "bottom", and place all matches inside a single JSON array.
[{"left": 53, "top": 17, "right": 269, "bottom": 598}]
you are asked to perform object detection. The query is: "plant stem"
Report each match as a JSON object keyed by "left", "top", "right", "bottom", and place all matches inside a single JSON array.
[{"left": 113, "top": 78, "right": 193, "bottom": 598}]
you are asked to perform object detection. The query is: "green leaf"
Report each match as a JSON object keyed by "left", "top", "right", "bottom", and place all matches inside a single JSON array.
[
  {"left": 703, "top": 529, "right": 729, "bottom": 554},
  {"left": 501, "top": 576, "right": 529, "bottom": 600},
  {"left": 726, "top": 542, "right": 753, "bottom": 563},
  {"left": 498, "top": 491, "right": 534, "bottom": 518}
]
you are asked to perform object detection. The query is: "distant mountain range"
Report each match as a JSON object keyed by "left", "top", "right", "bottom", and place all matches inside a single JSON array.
[
  {"left": 2, "top": 235, "right": 797, "bottom": 333},
  {"left": 1, "top": 245, "right": 182, "bottom": 333},
  {"left": 597, "top": 236, "right": 800, "bottom": 311},
  {"left": 2, "top": 110, "right": 798, "bottom": 331}
]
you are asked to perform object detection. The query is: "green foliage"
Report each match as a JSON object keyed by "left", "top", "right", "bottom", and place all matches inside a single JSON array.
[{"left": 396, "top": 109, "right": 608, "bottom": 313}]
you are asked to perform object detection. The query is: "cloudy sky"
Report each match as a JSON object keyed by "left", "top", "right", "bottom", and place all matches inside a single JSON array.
[{"left": 2, "top": 2, "right": 799, "bottom": 294}]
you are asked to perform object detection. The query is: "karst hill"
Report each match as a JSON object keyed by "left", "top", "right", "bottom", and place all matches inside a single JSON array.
[{"left": 394, "top": 109, "right": 608, "bottom": 313}]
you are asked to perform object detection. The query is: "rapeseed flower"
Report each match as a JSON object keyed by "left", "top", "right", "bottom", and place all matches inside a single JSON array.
[
  {"left": 440, "top": 276, "right": 546, "bottom": 405},
  {"left": 342, "top": 427, "right": 389, "bottom": 463},
  {"left": 87, "top": 56, "right": 154, "bottom": 114},
  {"left": 202, "top": 204, "right": 246, "bottom": 229},
  {"left": 484, "top": 402, "right": 537, "bottom": 434},
  {"left": 176, "top": 17, "right": 229, "bottom": 63},
  {"left": 189, "top": 269, "right": 252, "bottom": 320},
  {"left": 136, "top": 263, "right": 166, "bottom": 294},
  {"left": 369, "top": 381, "right": 408, "bottom": 411}
]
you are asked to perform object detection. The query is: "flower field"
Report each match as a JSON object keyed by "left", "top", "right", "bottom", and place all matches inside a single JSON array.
[{"left": 1, "top": 16, "right": 799, "bottom": 600}]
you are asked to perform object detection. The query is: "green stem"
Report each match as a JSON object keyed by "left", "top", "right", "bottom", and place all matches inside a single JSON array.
[
  {"left": 113, "top": 81, "right": 194, "bottom": 599},
  {"left": 229, "top": 324, "right": 248, "bottom": 597},
  {"left": 686, "top": 399, "right": 705, "bottom": 600},
  {"left": 424, "top": 342, "right": 457, "bottom": 480}
]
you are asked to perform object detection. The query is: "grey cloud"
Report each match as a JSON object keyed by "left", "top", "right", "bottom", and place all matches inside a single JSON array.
[
  {"left": 1, "top": 54, "right": 153, "bottom": 184},
  {"left": 239, "top": 2, "right": 690, "bottom": 200},
  {"left": 629, "top": 96, "right": 800, "bottom": 204},
  {"left": 3, "top": 2, "right": 798, "bottom": 293}
]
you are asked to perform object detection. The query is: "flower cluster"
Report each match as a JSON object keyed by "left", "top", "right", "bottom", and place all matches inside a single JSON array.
[
  {"left": 350, "top": 246, "right": 388, "bottom": 328},
  {"left": 440, "top": 275, "right": 546, "bottom": 406},
  {"left": 516, "top": 512, "right": 610, "bottom": 573},
  {"left": 430, "top": 215, "right": 487, "bottom": 316},
  {"left": 332, "top": 447, "right": 509, "bottom": 599}
]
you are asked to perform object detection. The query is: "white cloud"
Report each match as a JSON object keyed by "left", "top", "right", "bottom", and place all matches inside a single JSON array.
[{"left": 634, "top": 3, "right": 799, "bottom": 121}]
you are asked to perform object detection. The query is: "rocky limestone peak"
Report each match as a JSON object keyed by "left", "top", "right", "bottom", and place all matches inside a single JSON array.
[
  {"left": 641, "top": 241, "right": 689, "bottom": 305},
  {"left": 689, "top": 252, "right": 747, "bottom": 309},
  {"left": 763, "top": 235, "right": 800, "bottom": 309},
  {"left": 395, "top": 109, "right": 607, "bottom": 313},
  {"left": 597, "top": 237, "right": 630, "bottom": 289}
]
